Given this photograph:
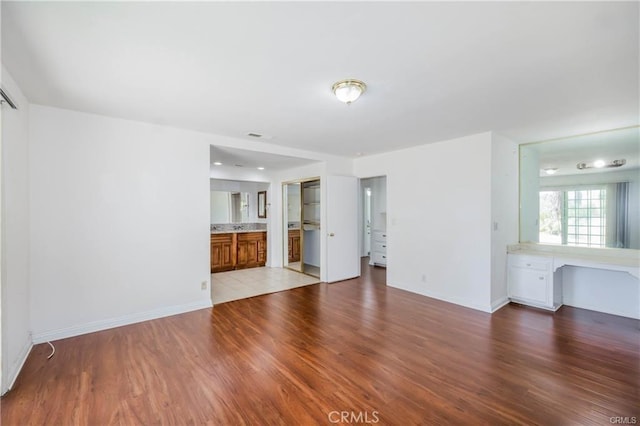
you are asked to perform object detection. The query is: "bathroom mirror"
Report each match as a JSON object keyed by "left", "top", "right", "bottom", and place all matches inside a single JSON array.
[
  {"left": 210, "top": 191, "right": 250, "bottom": 223},
  {"left": 519, "top": 126, "right": 639, "bottom": 249}
]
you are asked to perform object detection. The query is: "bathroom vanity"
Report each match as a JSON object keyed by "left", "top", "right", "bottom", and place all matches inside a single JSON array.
[{"left": 211, "top": 229, "right": 267, "bottom": 273}]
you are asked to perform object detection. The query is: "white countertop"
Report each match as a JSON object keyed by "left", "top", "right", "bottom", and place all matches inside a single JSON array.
[
  {"left": 211, "top": 229, "right": 267, "bottom": 234},
  {"left": 508, "top": 243, "right": 640, "bottom": 278}
]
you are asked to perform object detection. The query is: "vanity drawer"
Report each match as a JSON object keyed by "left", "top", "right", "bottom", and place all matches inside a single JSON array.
[{"left": 508, "top": 255, "right": 551, "bottom": 272}]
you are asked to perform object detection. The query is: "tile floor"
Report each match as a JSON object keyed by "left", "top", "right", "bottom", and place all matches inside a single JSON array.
[
  {"left": 286, "top": 262, "right": 320, "bottom": 278},
  {"left": 211, "top": 267, "right": 320, "bottom": 304}
]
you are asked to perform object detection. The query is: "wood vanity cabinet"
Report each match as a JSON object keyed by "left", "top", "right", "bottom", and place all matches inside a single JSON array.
[
  {"left": 211, "top": 231, "right": 266, "bottom": 272},
  {"left": 235, "top": 232, "right": 267, "bottom": 269},
  {"left": 211, "top": 233, "right": 235, "bottom": 273},
  {"left": 288, "top": 229, "right": 301, "bottom": 262}
]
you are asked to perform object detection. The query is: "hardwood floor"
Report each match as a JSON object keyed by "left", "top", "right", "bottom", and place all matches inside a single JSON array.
[{"left": 2, "top": 261, "right": 639, "bottom": 425}]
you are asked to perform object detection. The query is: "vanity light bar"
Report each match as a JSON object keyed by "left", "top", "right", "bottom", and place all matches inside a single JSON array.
[{"left": 576, "top": 159, "right": 626, "bottom": 170}]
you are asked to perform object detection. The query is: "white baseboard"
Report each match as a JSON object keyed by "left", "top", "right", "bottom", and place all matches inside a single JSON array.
[
  {"left": 32, "top": 299, "right": 213, "bottom": 344},
  {"left": 490, "top": 297, "right": 510, "bottom": 313},
  {"left": 562, "top": 301, "right": 640, "bottom": 320},
  {"left": 388, "top": 282, "right": 493, "bottom": 313},
  {"left": 2, "top": 337, "right": 33, "bottom": 395}
]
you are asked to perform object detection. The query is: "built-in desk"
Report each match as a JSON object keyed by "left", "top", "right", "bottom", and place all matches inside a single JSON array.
[{"left": 507, "top": 244, "right": 640, "bottom": 311}]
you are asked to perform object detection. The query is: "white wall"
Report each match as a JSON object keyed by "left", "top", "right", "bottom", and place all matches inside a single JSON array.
[
  {"left": 1, "top": 66, "right": 32, "bottom": 394},
  {"left": 490, "top": 134, "right": 519, "bottom": 310},
  {"left": 29, "top": 105, "right": 212, "bottom": 342},
  {"left": 355, "top": 132, "right": 495, "bottom": 312}
]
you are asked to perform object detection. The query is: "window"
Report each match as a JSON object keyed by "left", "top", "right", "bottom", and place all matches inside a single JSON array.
[
  {"left": 565, "top": 189, "right": 606, "bottom": 247},
  {"left": 539, "top": 187, "right": 606, "bottom": 248}
]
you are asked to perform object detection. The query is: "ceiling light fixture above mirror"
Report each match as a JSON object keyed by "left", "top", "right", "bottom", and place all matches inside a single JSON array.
[
  {"left": 576, "top": 159, "right": 626, "bottom": 170},
  {"left": 332, "top": 79, "right": 366, "bottom": 104}
]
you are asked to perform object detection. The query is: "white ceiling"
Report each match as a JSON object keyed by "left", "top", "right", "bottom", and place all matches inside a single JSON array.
[
  {"left": 2, "top": 2, "right": 638, "bottom": 160},
  {"left": 210, "top": 145, "right": 319, "bottom": 171}
]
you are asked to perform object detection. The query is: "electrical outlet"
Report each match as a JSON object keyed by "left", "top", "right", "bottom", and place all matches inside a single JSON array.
[{"left": 201, "top": 281, "right": 207, "bottom": 290}]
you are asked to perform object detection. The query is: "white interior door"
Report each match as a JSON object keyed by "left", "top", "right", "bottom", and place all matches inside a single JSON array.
[{"left": 326, "top": 175, "right": 360, "bottom": 282}]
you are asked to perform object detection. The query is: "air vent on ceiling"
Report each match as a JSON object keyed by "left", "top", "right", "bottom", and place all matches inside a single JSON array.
[
  {"left": 247, "top": 132, "right": 273, "bottom": 140},
  {"left": 0, "top": 88, "right": 18, "bottom": 109}
]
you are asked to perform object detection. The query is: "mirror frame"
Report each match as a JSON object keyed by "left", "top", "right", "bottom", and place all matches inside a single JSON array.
[{"left": 258, "top": 191, "right": 267, "bottom": 218}]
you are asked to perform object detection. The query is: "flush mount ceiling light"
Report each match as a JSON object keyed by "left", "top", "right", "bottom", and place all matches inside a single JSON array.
[
  {"left": 332, "top": 79, "right": 366, "bottom": 104},
  {"left": 213, "top": 162, "right": 222, "bottom": 166},
  {"left": 543, "top": 168, "right": 558, "bottom": 175},
  {"left": 577, "top": 159, "right": 626, "bottom": 170}
]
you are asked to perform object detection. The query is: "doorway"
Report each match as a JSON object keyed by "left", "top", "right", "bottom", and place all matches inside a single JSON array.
[
  {"left": 363, "top": 187, "right": 372, "bottom": 256},
  {"left": 283, "top": 178, "right": 321, "bottom": 278},
  {"left": 360, "top": 176, "right": 387, "bottom": 267}
]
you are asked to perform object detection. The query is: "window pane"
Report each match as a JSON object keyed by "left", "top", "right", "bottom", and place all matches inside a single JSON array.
[{"left": 561, "top": 188, "right": 606, "bottom": 248}]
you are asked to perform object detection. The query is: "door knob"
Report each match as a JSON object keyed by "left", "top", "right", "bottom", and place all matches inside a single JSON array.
[{"left": 328, "top": 233, "right": 335, "bottom": 237}]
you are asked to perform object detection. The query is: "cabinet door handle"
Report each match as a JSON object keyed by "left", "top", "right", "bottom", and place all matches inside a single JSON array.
[
  {"left": 538, "top": 276, "right": 544, "bottom": 280},
  {"left": 328, "top": 233, "right": 335, "bottom": 237},
  {"left": 382, "top": 234, "right": 387, "bottom": 237},
  {"left": 526, "top": 263, "right": 531, "bottom": 266},
  {"left": 382, "top": 256, "right": 386, "bottom": 259},
  {"left": 382, "top": 245, "right": 386, "bottom": 248}
]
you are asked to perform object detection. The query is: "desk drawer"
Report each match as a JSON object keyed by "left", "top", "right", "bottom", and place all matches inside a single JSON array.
[
  {"left": 372, "top": 252, "right": 387, "bottom": 265},
  {"left": 509, "top": 256, "right": 551, "bottom": 272},
  {"left": 372, "top": 241, "right": 387, "bottom": 253},
  {"left": 372, "top": 230, "right": 387, "bottom": 242}
]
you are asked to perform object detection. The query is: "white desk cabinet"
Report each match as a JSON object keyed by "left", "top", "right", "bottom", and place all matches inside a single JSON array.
[
  {"left": 507, "top": 254, "right": 562, "bottom": 311},
  {"left": 370, "top": 230, "right": 387, "bottom": 267}
]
